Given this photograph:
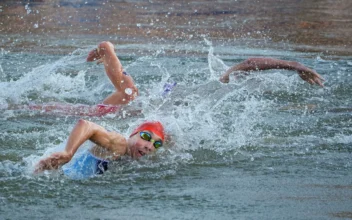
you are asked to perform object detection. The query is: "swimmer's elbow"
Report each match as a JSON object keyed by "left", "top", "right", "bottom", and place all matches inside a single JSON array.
[
  {"left": 76, "top": 119, "right": 88, "bottom": 126},
  {"left": 76, "top": 119, "right": 95, "bottom": 131}
]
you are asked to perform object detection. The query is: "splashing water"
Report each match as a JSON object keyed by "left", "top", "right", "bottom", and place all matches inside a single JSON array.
[{"left": 0, "top": 41, "right": 345, "bottom": 165}]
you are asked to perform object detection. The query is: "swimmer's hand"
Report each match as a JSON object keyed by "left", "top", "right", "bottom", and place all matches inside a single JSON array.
[
  {"left": 86, "top": 48, "right": 103, "bottom": 64},
  {"left": 296, "top": 65, "right": 325, "bottom": 87},
  {"left": 219, "top": 73, "right": 230, "bottom": 83},
  {"left": 219, "top": 71, "right": 250, "bottom": 83},
  {"left": 87, "top": 42, "right": 115, "bottom": 64},
  {"left": 34, "top": 151, "right": 72, "bottom": 173}
]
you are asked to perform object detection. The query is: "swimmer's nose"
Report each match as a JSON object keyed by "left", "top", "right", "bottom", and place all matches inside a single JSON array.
[{"left": 145, "top": 142, "right": 154, "bottom": 152}]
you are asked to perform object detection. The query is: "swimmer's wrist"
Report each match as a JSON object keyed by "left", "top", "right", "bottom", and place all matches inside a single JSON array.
[{"left": 64, "top": 150, "right": 74, "bottom": 161}]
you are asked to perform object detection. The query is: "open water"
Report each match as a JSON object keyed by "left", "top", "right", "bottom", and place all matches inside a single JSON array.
[
  {"left": 1, "top": 1, "right": 352, "bottom": 220},
  {"left": 1, "top": 38, "right": 351, "bottom": 220}
]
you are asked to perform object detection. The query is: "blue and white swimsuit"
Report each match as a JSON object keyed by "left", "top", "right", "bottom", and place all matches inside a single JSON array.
[{"left": 62, "top": 151, "right": 109, "bottom": 179}]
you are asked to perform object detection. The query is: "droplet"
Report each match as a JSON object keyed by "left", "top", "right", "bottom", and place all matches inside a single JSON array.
[{"left": 125, "top": 88, "right": 132, "bottom": 95}]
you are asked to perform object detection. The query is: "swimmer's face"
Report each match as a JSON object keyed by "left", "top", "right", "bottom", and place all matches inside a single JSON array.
[{"left": 127, "top": 130, "right": 163, "bottom": 159}]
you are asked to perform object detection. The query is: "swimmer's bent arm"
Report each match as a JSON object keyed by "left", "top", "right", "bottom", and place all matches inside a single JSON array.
[
  {"left": 219, "top": 57, "right": 324, "bottom": 87},
  {"left": 87, "top": 41, "right": 138, "bottom": 105},
  {"left": 34, "top": 119, "right": 127, "bottom": 172}
]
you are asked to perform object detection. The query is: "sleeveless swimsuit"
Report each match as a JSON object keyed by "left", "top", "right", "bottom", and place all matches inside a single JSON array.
[{"left": 62, "top": 151, "right": 109, "bottom": 179}]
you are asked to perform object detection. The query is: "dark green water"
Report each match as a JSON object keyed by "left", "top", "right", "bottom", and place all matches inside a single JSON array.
[{"left": 1, "top": 41, "right": 351, "bottom": 219}]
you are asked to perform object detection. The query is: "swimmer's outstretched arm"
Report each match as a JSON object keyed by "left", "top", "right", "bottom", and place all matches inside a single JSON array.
[
  {"left": 34, "top": 119, "right": 127, "bottom": 172},
  {"left": 87, "top": 41, "right": 138, "bottom": 105},
  {"left": 219, "top": 57, "right": 324, "bottom": 87}
]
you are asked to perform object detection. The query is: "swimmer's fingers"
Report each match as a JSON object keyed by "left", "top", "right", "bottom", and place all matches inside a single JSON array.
[
  {"left": 34, "top": 152, "right": 71, "bottom": 173},
  {"left": 34, "top": 161, "right": 45, "bottom": 173},
  {"left": 219, "top": 74, "right": 230, "bottom": 83},
  {"left": 49, "top": 152, "right": 71, "bottom": 166},
  {"left": 298, "top": 70, "right": 324, "bottom": 87},
  {"left": 314, "top": 76, "right": 325, "bottom": 87},
  {"left": 87, "top": 49, "right": 99, "bottom": 62},
  {"left": 219, "top": 71, "right": 249, "bottom": 83},
  {"left": 96, "top": 59, "right": 104, "bottom": 65},
  {"left": 87, "top": 48, "right": 103, "bottom": 63},
  {"left": 34, "top": 157, "right": 57, "bottom": 173},
  {"left": 310, "top": 70, "right": 325, "bottom": 86}
]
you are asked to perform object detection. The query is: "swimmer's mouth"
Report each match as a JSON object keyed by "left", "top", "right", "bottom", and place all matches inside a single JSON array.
[{"left": 139, "top": 150, "right": 145, "bottom": 156}]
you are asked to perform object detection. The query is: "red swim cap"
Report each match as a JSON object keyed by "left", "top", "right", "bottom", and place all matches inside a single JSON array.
[{"left": 130, "top": 121, "right": 165, "bottom": 141}]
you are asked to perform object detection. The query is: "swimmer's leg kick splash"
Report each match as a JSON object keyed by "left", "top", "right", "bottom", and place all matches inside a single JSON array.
[
  {"left": 5, "top": 82, "right": 176, "bottom": 117},
  {"left": 27, "top": 81, "right": 176, "bottom": 116},
  {"left": 26, "top": 103, "right": 122, "bottom": 117},
  {"left": 25, "top": 102, "right": 143, "bottom": 117}
]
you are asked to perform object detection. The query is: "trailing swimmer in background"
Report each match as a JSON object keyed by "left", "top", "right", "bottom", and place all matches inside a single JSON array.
[{"left": 219, "top": 57, "right": 324, "bottom": 87}]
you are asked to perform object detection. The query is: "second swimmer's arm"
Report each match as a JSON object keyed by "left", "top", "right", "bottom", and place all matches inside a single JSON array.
[
  {"left": 95, "top": 41, "right": 138, "bottom": 105},
  {"left": 220, "top": 57, "right": 324, "bottom": 87}
]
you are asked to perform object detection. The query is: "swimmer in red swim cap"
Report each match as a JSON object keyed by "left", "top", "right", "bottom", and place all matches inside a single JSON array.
[
  {"left": 127, "top": 121, "right": 165, "bottom": 158},
  {"left": 35, "top": 119, "right": 165, "bottom": 178}
]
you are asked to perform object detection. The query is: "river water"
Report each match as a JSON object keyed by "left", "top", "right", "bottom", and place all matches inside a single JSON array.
[{"left": 1, "top": 1, "right": 351, "bottom": 220}]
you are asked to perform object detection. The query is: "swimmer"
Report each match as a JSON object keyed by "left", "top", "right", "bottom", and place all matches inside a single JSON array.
[
  {"left": 219, "top": 57, "right": 324, "bottom": 87},
  {"left": 35, "top": 119, "right": 165, "bottom": 178},
  {"left": 87, "top": 41, "right": 138, "bottom": 105},
  {"left": 8, "top": 41, "right": 139, "bottom": 116}
]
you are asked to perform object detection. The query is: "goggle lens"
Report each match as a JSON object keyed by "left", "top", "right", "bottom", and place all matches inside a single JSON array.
[
  {"left": 153, "top": 141, "right": 163, "bottom": 149},
  {"left": 140, "top": 132, "right": 151, "bottom": 141}
]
